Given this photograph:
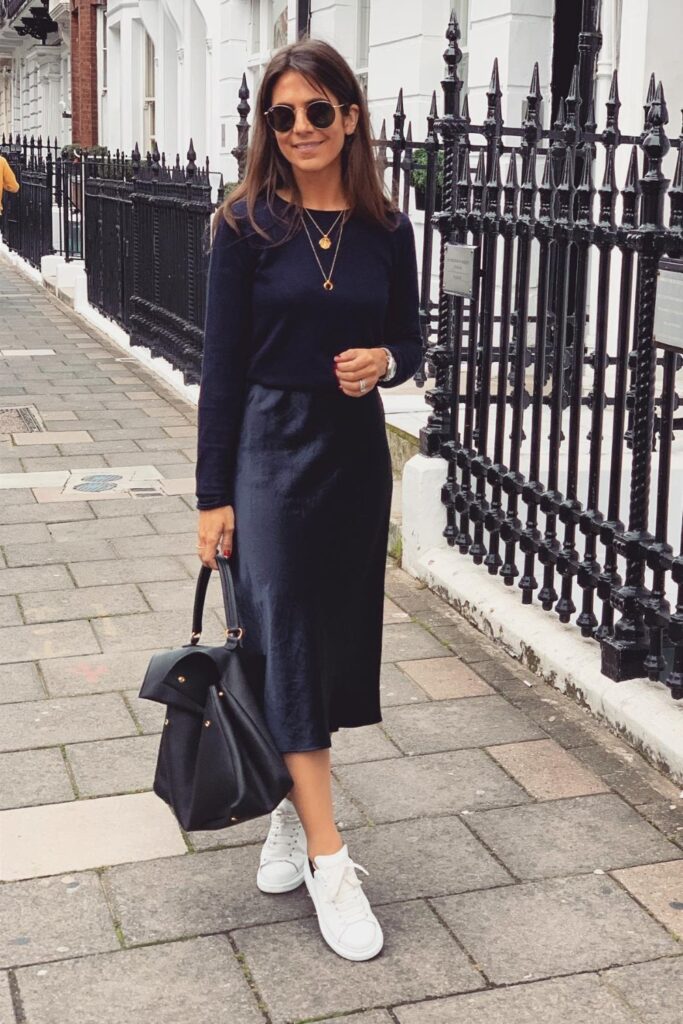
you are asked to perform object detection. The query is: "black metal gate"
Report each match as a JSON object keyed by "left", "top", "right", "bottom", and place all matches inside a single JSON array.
[{"left": 420, "top": 11, "right": 683, "bottom": 697}]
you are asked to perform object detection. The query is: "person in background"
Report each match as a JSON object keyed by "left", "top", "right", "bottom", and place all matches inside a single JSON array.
[{"left": 0, "top": 153, "right": 19, "bottom": 216}]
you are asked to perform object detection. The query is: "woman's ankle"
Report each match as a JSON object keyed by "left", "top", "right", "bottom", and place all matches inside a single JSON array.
[{"left": 307, "top": 834, "right": 344, "bottom": 861}]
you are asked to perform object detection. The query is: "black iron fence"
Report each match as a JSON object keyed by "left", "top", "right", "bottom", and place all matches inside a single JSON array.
[
  {"left": 413, "top": 13, "right": 683, "bottom": 698},
  {"left": 0, "top": 135, "right": 221, "bottom": 382}
]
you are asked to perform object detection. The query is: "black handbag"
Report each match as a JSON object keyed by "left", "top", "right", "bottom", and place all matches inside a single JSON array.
[{"left": 138, "top": 553, "right": 293, "bottom": 831}]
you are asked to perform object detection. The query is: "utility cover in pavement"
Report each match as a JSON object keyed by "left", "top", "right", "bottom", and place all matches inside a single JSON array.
[{"left": 0, "top": 406, "right": 44, "bottom": 433}]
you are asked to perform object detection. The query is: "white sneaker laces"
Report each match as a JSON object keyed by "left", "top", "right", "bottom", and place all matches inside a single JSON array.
[
  {"left": 316, "top": 858, "right": 371, "bottom": 924},
  {"left": 263, "top": 805, "right": 302, "bottom": 860}
]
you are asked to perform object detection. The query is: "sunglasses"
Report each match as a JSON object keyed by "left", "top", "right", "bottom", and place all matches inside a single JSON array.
[{"left": 264, "top": 100, "right": 348, "bottom": 133}]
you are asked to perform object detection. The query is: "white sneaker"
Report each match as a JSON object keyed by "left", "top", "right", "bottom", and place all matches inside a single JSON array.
[
  {"left": 304, "top": 843, "right": 384, "bottom": 961},
  {"left": 256, "top": 796, "right": 306, "bottom": 893}
]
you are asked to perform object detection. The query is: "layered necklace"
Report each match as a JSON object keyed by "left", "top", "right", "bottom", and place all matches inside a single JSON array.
[{"left": 300, "top": 207, "right": 347, "bottom": 291}]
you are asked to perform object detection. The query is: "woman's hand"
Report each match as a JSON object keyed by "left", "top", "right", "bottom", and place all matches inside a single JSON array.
[
  {"left": 334, "top": 347, "right": 388, "bottom": 397},
  {"left": 197, "top": 506, "right": 234, "bottom": 570}
]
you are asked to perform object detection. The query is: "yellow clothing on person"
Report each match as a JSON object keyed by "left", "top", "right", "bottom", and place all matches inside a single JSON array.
[{"left": 0, "top": 155, "right": 20, "bottom": 214}]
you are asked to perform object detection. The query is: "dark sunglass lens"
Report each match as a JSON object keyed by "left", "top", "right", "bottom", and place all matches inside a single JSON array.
[
  {"left": 268, "top": 106, "right": 295, "bottom": 132},
  {"left": 307, "top": 101, "right": 335, "bottom": 128}
]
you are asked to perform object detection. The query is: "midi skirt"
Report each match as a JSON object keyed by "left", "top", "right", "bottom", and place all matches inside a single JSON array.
[{"left": 230, "top": 381, "right": 393, "bottom": 754}]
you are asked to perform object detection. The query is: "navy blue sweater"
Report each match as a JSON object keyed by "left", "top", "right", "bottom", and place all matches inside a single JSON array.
[{"left": 195, "top": 193, "right": 423, "bottom": 510}]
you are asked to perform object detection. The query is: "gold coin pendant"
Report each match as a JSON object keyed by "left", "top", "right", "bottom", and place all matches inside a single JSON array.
[
  {"left": 319, "top": 235, "right": 332, "bottom": 250},
  {"left": 323, "top": 279, "right": 334, "bottom": 291}
]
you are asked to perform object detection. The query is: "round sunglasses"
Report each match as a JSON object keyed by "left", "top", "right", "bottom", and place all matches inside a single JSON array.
[{"left": 264, "top": 100, "right": 348, "bottom": 134}]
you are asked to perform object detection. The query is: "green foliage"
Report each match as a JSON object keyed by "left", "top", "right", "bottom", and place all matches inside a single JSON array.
[{"left": 410, "top": 146, "right": 444, "bottom": 193}]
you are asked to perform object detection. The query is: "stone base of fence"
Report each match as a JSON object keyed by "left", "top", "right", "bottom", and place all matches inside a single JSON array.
[{"left": 400, "top": 453, "right": 683, "bottom": 785}]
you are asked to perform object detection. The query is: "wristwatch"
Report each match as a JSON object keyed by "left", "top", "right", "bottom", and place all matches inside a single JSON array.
[{"left": 379, "top": 346, "right": 397, "bottom": 382}]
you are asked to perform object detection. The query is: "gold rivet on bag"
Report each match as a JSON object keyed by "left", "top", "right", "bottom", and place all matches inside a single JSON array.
[
  {"left": 178, "top": 675, "right": 186, "bottom": 683},
  {"left": 218, "top": 691, "right": 223, "bottom": 697},
  {"left": 204, "top": 719, "right": 211, "bottom": 727},
  {"left": 164, "top": 718, "right": 169, "bottom": 725},
  {"left": 230, "top": 816, "right": 239, "bottom": 822}
]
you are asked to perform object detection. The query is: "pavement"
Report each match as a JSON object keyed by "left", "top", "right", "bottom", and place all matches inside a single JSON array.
[{"left": 0, "top": 252, "right": 682, "bottom": 1024}]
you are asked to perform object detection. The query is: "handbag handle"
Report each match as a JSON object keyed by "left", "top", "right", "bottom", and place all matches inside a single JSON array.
[{"left": 190, "top": 553, "right": 244, "bottom": 646}]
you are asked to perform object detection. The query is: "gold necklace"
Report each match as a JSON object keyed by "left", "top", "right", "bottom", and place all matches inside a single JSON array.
[
  {"left": 303, "top": 207, "right": 345, "bottom": 249},
  {"left": 301, "top": 213, "right": 346, "bottom": 291}
]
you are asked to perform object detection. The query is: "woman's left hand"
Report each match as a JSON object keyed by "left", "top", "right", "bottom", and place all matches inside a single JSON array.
[{"left": 334, "top": 347, "right": 388, "bottom": 397}]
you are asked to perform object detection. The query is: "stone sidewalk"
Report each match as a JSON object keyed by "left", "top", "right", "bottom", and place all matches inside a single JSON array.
[{"left": 0, "top": 252, "right": 682, "bottom": 1024}]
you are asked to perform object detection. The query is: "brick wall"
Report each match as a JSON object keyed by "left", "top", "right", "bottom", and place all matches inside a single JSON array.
[{"left": 70, "top": 0, "right": 101, "bottom": 147}]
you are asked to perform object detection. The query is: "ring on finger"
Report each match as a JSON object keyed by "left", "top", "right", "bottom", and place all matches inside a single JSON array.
[{"left": 359, "top": 378, "right": 367, "bottom": 393}]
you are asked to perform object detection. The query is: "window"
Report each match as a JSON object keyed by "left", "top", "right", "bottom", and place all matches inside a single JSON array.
[
  {"left": 143, "top": 31, "right": 156, "bottom": 151},
  {"left": 101, "top": 10, "right": 107, "bottom": 92},
  {"left": 251, "top": 0, "right": 261, "bottom": 52},
  {"left": 356, "top": 0, "right": 370, "bottom": 99},
  {"left": 272, "top": 0, "right": 288, "bottom": 49}
]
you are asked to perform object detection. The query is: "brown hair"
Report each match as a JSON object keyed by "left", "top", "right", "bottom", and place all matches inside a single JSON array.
[{"left": 212, "top": 38, "right": 398, "bottom": 243}]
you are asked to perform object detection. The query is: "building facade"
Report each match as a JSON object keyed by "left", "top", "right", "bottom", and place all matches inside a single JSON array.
[{"left": 1, "top": 1, "right": 682, "bottom": 178}]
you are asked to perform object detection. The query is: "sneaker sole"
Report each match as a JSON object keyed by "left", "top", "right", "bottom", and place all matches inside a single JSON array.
[
  {"left": 304, "top": 863, "right": 384, "bottom": 961},
  {"left": 256, "top": 867, "right": 305, "bottom": 894}
]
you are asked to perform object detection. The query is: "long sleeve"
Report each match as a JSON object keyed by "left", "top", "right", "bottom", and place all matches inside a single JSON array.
[
  {"left": 377, "top": 213, "right": 424, "bottom": 389},
  {"left": 195, "top": 215, "right": 255, "bottom": 510}
]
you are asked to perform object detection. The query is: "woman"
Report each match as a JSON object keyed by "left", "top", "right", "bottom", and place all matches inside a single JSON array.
[{"left": 195, "top": 37, "right": 422, "bottom": 962}]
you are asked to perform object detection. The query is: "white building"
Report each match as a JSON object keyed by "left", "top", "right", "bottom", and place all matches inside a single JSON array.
[
  {"left": 0, "top": 0, "right": 72, "bottom": 147},
  {"left": 2, "top": 1, "right": 682, "bottom": 180}
]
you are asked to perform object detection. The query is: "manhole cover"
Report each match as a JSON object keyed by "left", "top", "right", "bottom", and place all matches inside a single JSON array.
[{"left": 0, "top": 406, "right": 44, "bottom": 433}]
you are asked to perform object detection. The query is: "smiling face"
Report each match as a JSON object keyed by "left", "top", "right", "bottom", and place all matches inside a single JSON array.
[{"left": 268, "top": 70, "right": 359, "bottom": 180}]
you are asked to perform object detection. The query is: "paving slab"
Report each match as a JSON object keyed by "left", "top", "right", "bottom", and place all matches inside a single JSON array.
[
  {"left": 431, "top": 874, "right": 679, "bottom": 985},
  {"left": 92, "top": 608, "right": 226, "bottom": 652},
  {"left": 0, "top": 870, "right": 119, "bottom": 968},
  {"left": 0, "top": 618, "right": 102, "bottom": 665},
  {"left": 380, "top": 622, "right": 451, "bottom": 662},
  {"left": 0, "top": 502, "right": 96, "bottom": 524},
  {"left": 603, "top": 956, "right": 683, "bottom": 1023},
  {"left": 334, "top": 749, "right": 530, "bottom": 823},
  {"left": 104, "top": 844, "right": 313, "bottom": 945},
  {"left": 381, "top": 696, "right": 546, "bottom": 754},
  {"left": 611, "top": 860, "right": 683, "bottom": 937},
  {"left": 14, "top": 934, "right": 263, "bottom": 1024},
  {"left": 123, "top": 687, "right": 167, "bottom": 733},
  {"left": 0, "top": 596, "right": 21, "bottom": 626},
  {"left": 0, "top": 661, "right": 45, "bottom": 703},
  {"left": 47, "top": 515, "right": 156, "bottom": 542},
  {"left": 0, "top": 791, "right": 187, "bottom": 880},
  {"left": 19, "top": 584, "right": 149, "bottom": 624},
  {"left": 232, "top": 900, "right": 484, "bottom": 1023},
  {"left": 378, "top": 663, "right": 429, "bottom": 706},
  {"left": 65, "top": 734, "right": 160, "bottom": 797},
  {"left": 486, "top": 737, "right": 609, "bottom": 800},
  {"left": 40, "top": 649, "right": 157, "bottom": 697},
  {"left": 330, "top": 724, "right": 401, "bottom": 765},
  {"left": 397, "top": 655, "right": 495, "bottom": 699},
  {"left": 341, "top": 816, "right": 513, "bottom": 902},
  {"left": 0, "top": 747, "right": 74, "bottom": 809},
  {"left": 0, "top": 522, "right": 50, "bottom": 545},
  {"left": 2, "top": 539, "right": 117, "bottom": 567},
  {"left": 463, "top": 793, "right": 682, "bottom": 879},
  {"left": 393, "top": 974, "right": 639, "bottom": 1024},
  {"left": 0, "top": 692, "right": 135, "bottom": 751},
  {"left": 0, "top": 971, "right": 13, "bottom": 1024}
]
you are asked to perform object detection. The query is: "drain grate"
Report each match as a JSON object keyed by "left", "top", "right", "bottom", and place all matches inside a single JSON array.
[{"left": 0, "top": 405, "right": 44, "bottom": 433}]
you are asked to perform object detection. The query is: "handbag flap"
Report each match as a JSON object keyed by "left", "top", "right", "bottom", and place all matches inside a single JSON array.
[{"left": 139, "top": 646, "right": 229, "bottom": 711}]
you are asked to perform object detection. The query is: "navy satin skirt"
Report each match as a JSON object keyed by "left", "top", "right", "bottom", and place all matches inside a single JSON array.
[{"left": 230, "top": 381, "right": 393, "bottom": 753}]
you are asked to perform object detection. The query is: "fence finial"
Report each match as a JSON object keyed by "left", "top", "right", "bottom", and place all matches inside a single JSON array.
[{"left": 187, "top": 138, "right": 197, "bottom": 178}]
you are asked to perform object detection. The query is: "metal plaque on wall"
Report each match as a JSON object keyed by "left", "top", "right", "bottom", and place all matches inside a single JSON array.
[
  {"left": 654, "top": 259, "right": 683, "bottom": 353},
  {"left": 443, "top": 244, "right": 478, "bottom": 298}
]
